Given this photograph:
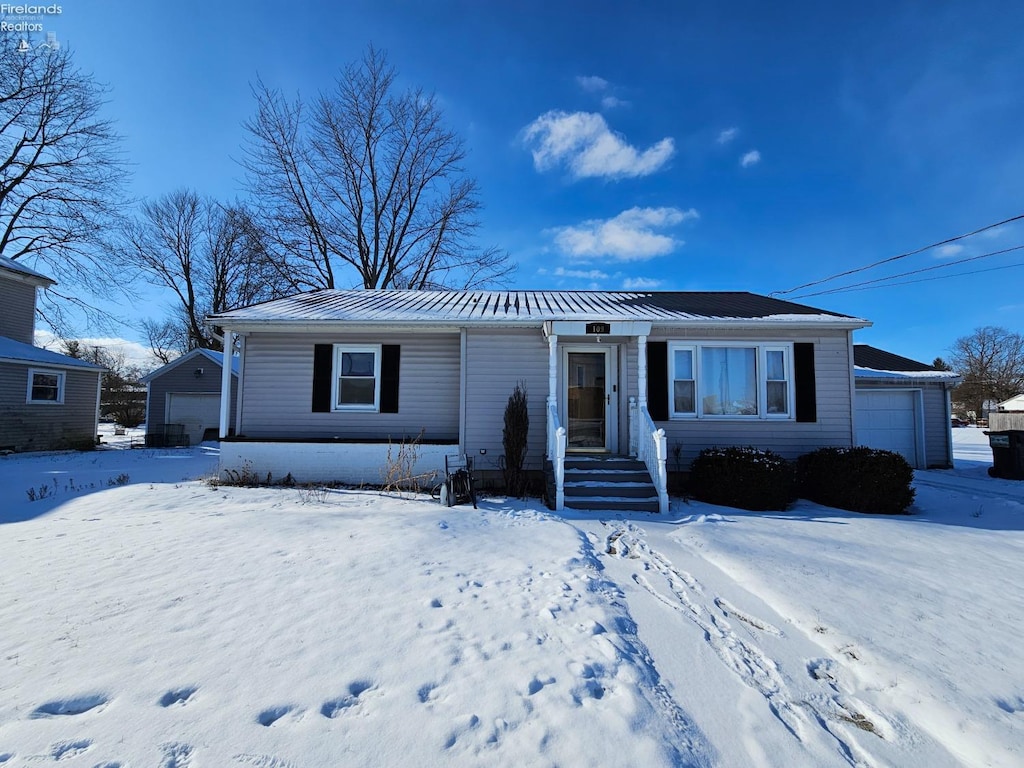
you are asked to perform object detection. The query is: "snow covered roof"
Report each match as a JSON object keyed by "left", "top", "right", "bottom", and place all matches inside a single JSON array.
[
  {"left": 0, "top": 336, "right": 105, "bottom": 370},
  {"left": 139, "top": 348, "right": 239, "bottom": 384},
  {"left": 853, "top": 344, "right": 960, "bottom": 382},
  {"left": 997, "top": 394, "right": 1024, "bottom": 411},
  {"left": 209, "top": 290, "right": 869, "bottom": 329},
  {"left": 0, "top": 256, "right": 55, "bottom": 287}
]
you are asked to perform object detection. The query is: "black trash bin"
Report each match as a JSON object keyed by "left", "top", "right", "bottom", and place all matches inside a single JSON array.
[{"left": 987, "top": 430, "right": 1024, "bottom": 480}]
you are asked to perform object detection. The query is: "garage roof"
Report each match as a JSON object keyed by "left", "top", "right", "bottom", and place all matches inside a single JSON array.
[
  {"left": 854, "top": 344, "right": 960, "bottom": 381},
  {"left": 139, "top": 348, "right": 239, "bottom": 384}
]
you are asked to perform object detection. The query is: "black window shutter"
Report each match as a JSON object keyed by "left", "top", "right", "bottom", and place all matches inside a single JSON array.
[
  {"left": 794, "top": 342, "right": 817, "bottom": 423},
  {"left": 311, "top": 344, "right": 333, "bottom": 413},
  {"left": 380, "top": 345, "right": 401, "bottom": 413},
  {"left": 647, "top": 341, "right": 668, "bottom": 421}
]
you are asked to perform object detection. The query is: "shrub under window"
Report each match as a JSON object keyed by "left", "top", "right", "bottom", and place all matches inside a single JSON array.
[
  {"left": 687, "top": 446, "right": 796, "bottom": 511},
  {"left": 796, "top": 447, "right": 915, "bottom": 515}
]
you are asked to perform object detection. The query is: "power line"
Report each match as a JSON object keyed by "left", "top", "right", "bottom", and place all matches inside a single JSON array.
[
  {"left": 771, "top": 212, "right": 1024, "bottom": 297},
  {"left": 790, "top": 260, "right": 1024, "bottom": 298},
  {"left": 789, "top": 244, "right": 1024, "bottom": 298}
]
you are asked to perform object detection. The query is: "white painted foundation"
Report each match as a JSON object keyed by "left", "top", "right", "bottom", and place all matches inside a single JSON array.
[{"left": 220, "top": 441, "right": 453, "bottom": 486}]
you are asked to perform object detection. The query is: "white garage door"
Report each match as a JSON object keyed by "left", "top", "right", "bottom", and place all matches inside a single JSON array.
[
  {"left": 167, "top": 393, "right": 221, "bottom": 446},
  {"left": 855, "top": 390, "right": 920, "bottom": 468}
]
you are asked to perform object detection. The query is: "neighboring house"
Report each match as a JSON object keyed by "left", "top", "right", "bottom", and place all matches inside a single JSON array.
[
  {"left": 139, "top": 348, "right": 239, "bottom": 447},
  {"left": 990, "top": 394, "right": 1024, "bottom": 431},
  {"left": 996, "top": 394, "right": 1024, "bottom": 412},
  {"left": 208, "top": 290, "right": 871, "bottom": 511},
  {"left": 853, "top": 344, "right": 961, "bottom": 469},
  {"left": 0, "top": 256, "right": 103, "bottom": 452}
]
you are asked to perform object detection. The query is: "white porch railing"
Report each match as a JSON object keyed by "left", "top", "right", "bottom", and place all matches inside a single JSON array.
[
  {"left": 546, "top": 401, "right": 567, "bottom": 510},
  {"left": 629, "top": 397, "right": 669, "bottom": 513}
]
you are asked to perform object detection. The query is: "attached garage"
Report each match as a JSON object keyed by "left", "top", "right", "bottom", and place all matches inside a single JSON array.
[
  {"left": 855, "top": 389, "right": 923, "bottom": 467},
  {"left": 141, "top": 349, "right": 238, "bottom": 446},
  {"left": 853, "top": 345, "right": 961, "bottom": 469}
]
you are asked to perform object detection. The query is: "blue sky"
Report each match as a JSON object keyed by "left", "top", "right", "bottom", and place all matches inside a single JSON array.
[{"left": 40, "top": 0, "right": 1024, "bottom": 364}]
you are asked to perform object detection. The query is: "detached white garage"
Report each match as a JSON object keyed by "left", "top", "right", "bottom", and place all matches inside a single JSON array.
[
  {"left": 140, "top": 349, "right": 238, "bottom": 447},
  {"left": 853, "top": 345, "right": 961, "bottom": 469}
]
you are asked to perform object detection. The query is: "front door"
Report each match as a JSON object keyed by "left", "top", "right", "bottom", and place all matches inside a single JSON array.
[{"left": 565, "top": 350, "right": 611, "bottom": 451}]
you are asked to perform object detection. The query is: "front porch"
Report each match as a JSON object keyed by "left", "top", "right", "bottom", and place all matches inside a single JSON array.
[{"left": 543, "top": 320, "right": 669, "bottom": 513}]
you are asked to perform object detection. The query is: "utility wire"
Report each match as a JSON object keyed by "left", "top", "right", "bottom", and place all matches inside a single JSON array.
[
  {"left": 771, "top": 212, "right": 1024, "bottom": 296},
  {"left": 791, "top": 260, "right": 1024, "bottom": 298},
  {"left": 789, "top": 244, "right": 1024, "bottom": 298}
]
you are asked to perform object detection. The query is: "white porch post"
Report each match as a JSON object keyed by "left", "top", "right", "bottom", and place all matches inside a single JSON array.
[
  {"left": 547, "top": 334, "right": 558, "bottom": 409},
  {"left": 219, "top": 330, "right": 234, "bottom": 439},
  {"left": 637, "top": 334, "right": 648, "bottom": 407}
]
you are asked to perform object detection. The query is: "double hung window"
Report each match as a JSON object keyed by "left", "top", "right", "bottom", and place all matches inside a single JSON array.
[{"left": 333, "top": 345, "right": 381, "bottom": 411}]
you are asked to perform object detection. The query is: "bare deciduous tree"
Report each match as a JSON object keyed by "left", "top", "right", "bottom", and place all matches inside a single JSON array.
[
  {"left": 0, "top": 30, "right": 127, "bottom": 325},
  {"left": 242, "top": 45, "right": 513, "bottom": 292},
  {"left": 949, "top": 326, "right": 1024, "bottom": 417},
  {"left": 117, "top": 189, "right": 288, "bottom": 355}
]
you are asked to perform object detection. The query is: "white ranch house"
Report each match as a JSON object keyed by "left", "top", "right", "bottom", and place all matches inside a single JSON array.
[{"left": 208, "top": 290, "right": 873, "bottom": 512}]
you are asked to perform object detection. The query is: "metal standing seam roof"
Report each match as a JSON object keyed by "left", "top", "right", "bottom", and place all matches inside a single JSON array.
[{"left": 209, "top": 290, "right": 869, "bottom": 326}]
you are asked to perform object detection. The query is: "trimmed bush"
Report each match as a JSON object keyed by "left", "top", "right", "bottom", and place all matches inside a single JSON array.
[
  {"left": 797, "top": 446, "right": 915, "bottom": 514},
  {"left": 688, "top": 446, "right": 796, "bottom": 511}
]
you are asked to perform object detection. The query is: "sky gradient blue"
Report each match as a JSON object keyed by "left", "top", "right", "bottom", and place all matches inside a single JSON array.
[{"left": 44, "top": 0, "right": 1024, "bottom": 363}]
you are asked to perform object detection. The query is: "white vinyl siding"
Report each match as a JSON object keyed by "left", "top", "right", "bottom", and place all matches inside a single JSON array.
[
  {"left": 464, "top": 328, "right": 549, "bottom": 471},
  {"left": 668, "top": 342, "right": 793, "bottom": 420},
  {"left": 239, "top": 331, "right": 459, "bottom": 441}
]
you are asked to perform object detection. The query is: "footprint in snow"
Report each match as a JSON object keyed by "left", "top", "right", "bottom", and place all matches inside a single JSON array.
[
  {"left": 257, "top": 705, "right": 302, "bottom": 727},
  {"left": 51, "top": 739, "right": 92, "bottom": 760},
  {"left": 321, "top": 681, "right": 375, "bottom": 718},
  {"left": 0, "top": 754, "right": 12, "bottom": 764},
  {"left": 159, "top": 686, "right": 198, "bottom": 707},
  {"left": 31, "top": 693, "right": 108, "bottom": 718},
  {"left": 161, "top": 741, "right": 194, "bottom": 768}
]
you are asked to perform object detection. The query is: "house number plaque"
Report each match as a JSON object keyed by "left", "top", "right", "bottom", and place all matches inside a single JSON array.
[{"left": 586, "top": 322, "right": 611, "bottom": 335}]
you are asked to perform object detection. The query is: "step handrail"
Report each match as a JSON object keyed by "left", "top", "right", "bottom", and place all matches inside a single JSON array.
[
  {"left": 629, "top": 397, "right": 669, "bottom": 513},
  {"left": 546, "top": 401, "right": 566, "bottom": 510}
]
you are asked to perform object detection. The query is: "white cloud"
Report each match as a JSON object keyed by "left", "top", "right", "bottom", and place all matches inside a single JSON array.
[
  {"left": 740, "top": 149, "right": 761, "bottom": 167},
  {"left": 550, "top": 206, "right": 698, "bottom": 262},
  {"left": 717, "top": 127, "right": 739, "bottom": 145},
  {"left": 601, "top": 95, "right": 630, "bottom": 110},
  {"left": 576, "top": 75, "right": 609, "bottom": 92},
  {"left": 622, "top": 277, "right": 663, "bottom": 290},
  {"left": 35, "top": 330, "right": 163, "bottom": 371},
  {"left": 554, "top": 267, "right": 609, "bottom": 280},
  {"left": 937, "top": 244, "right": 964, "bottom": 258},
  {"left": 523, "top": 111, "right": 675, "bottom": 180}
]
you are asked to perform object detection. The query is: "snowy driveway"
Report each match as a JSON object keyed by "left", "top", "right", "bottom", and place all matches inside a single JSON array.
[{"left": 0, "top": 431, "right": 1021, "bottom": 767}]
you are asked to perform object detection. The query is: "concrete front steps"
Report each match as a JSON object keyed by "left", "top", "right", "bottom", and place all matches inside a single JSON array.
[{"left": 558, "top": 455, "right": 660, "bottom": 512}]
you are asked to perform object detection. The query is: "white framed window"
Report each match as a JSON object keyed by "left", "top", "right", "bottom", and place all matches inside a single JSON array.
[
  {"left": 332, "top": 344, "right": 381, "bottom": 411},
  {"left": 668, "top": 342, "right": 793, "bottom": 420},
  {"left": 669, "top": 345, "right": 696, "bottom": 416},
  {"left": 27, "top": 368, "right": 65, "bottom": 404}
]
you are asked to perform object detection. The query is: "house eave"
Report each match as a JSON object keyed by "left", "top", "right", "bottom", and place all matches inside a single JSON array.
[{"left": 209, "top": 317, "right": 872, "bottom": 334}]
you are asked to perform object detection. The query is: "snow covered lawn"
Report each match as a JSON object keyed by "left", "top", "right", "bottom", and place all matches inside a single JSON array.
[{"left": 0, "top": 428, "right": 1021, "bottom": 767}]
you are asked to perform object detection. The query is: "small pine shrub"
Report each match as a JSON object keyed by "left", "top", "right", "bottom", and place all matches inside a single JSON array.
[
  {"left": 796, "top": 446, "right": 915, "bottom": 514},
  {"left": 688, "top": 446, "right": 796, "bottom": 511},
  {"left": 502, "top": 381, "right": 529, "bottom": 497}
]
